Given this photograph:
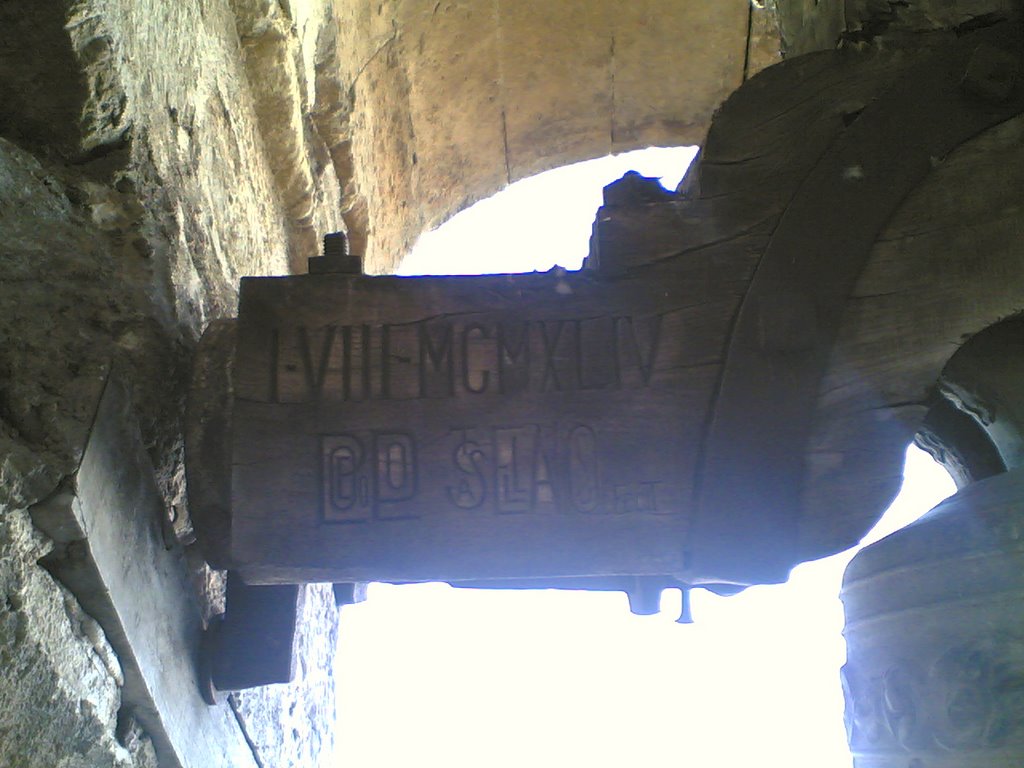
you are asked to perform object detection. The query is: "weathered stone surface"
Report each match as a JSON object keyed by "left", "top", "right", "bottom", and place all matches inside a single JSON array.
[
  {"left": 0, "top": 506, "right": 159, "bottom": 768},
  {"left": 0, "top": 3, "right": 94, "bottom": 158},
  {"left": 231, "top": 584, "right": 339, "bottom": 768},
  {"left": 0, "top": 137, "right": 165, "bottom": 509},
  {"left": 228, "top": 0, "right": 346, "bottom": 271},
  {"left": 0, "top": 0, "right": 343, "bottom": 764},
  {"left": 31, "top": 374, "right": 262, "bottom": 768},
  {"left": 335, "top": 0, "right": 751, "bottom": 272},
  {"left": 746, "top": 2, "right": 784, "bottom": 78},
  {"left": 89, "top": 0, "right": 296, "bottom": 325},
  {"left": 0, "top": 133, "right": 192, "bottom": 768}
]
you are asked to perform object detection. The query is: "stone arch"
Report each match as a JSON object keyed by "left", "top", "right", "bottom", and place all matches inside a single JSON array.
[{"left": 333, "top": 0, "right": 762, "bottom": 271}]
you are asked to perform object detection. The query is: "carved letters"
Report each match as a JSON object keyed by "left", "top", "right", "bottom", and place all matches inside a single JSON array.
[
  {"left": 322, "top": 432, "right": 417, "bottom": 521},
  {"left": 321, "top": 423, "right": 670, "bottom": 522},
  {"left": 230, "top": 270, "right": 702, "bottom": 580},
  {"left": 302, "top": 314, "right": 678, "bottom": 522},
  {"left": 271, "top": 313, "right": 665, "bottom": 403},
  {"left": 446, "top": 424, "right": 606, "bottom": 515}
]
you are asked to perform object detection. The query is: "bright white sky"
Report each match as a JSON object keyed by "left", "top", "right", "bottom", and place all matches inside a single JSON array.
[
  {"left": 333, "top": 149, "right": 958, "bottom": 768},
  {"left": 397, "top": 146, "right": 699, "bottom": 276}
]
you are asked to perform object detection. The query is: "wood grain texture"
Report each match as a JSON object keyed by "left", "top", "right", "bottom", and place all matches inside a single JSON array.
[
  {"left": 195, "top": 28, "right": 1024, "bottom": 587},
  {"left": 229, "top": 257, "right": 748, "bottom": 583},
  {"left": 693, "top": 25, "right": 1024, "bottom": 585},
  {"left": 800, "top": 111, "right": 1024, "bottom": 557},
  {"left": 594, "top": 49, "right": 902, "bottom": 276},
  {"left": 185, "top": 319, "right": 236, "bottom": 569}
]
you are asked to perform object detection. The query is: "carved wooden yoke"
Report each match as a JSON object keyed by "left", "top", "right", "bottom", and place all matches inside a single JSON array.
[
  {"left": 186, "top": 24, "right": 1024, "bottom": 691},
  {"left": 596, "top": 23, "right": 1024, "bottom": 582}
]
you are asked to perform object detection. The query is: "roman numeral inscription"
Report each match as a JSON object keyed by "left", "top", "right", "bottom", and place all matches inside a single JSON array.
[
  {"left": 270, "top": 313, "right": 665, "bottom": 403},
  {"left": 229, "top": 270, "right": 710, "bottom": 581}
]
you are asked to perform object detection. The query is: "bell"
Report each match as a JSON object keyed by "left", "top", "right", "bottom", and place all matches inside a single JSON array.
[{"left": 841, "top": 467, "right": 1024, "bottom": 766}]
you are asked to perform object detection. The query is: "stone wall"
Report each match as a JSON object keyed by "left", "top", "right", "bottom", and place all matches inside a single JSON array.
[
  {"left": 334, "top": 0, "right": 769, "bottom": 272},
  {"left": 0, "top": 0, "right": 344, "bottom": 765},
  {"left": 0, "top": 1, "right": 834, "bottom": 765}
]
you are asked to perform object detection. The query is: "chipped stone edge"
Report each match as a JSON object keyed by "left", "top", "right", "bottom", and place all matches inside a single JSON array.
[{"left": 30, "top": 370, "right": 258, "bottom": 768}]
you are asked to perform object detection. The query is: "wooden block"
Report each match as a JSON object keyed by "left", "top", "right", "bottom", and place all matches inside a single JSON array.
[{"left": 228, "top": 261, "right": 737, "bottom": 584}]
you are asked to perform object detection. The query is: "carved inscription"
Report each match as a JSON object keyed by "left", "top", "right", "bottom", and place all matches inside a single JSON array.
[
  {"left": 321, "top": 423, "right": 670, "bottom": 522},
  {"left": 322, "top": 432, "right": 418, "bottom": 521},
  {"left": 446, "top": 424, "right": 602, "bottom": 514},
  {"left": 273, "top": 314, "right": 665, "bottom": 402},
  {"left": 230, "top": 266, "right": 718, "bottom": 581}
]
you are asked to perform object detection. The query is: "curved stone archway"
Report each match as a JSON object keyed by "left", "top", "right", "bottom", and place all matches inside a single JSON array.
[{"left": 332, "top": 0, "right": 769, "bottom": 271}]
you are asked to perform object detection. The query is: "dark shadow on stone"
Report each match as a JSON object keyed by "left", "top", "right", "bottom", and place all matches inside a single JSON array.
[{"left": 0, "top": 2, "right": 90, "bottom": 158}]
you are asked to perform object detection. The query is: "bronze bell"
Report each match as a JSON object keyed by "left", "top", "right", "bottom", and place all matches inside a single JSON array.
[{"left": 841, "top": 467, "right": 1024, "bottom": 766}]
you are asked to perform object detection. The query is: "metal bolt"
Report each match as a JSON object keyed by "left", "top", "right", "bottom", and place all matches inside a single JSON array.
[
  {"left": 677, "top": 588, "right": 694, "bottom": 624},
  {"left": 323, "top": 231, "right": 349, "bottom": 259},
  {"left": 308, "top": 231, "right": 362, "bottom": 275}
]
